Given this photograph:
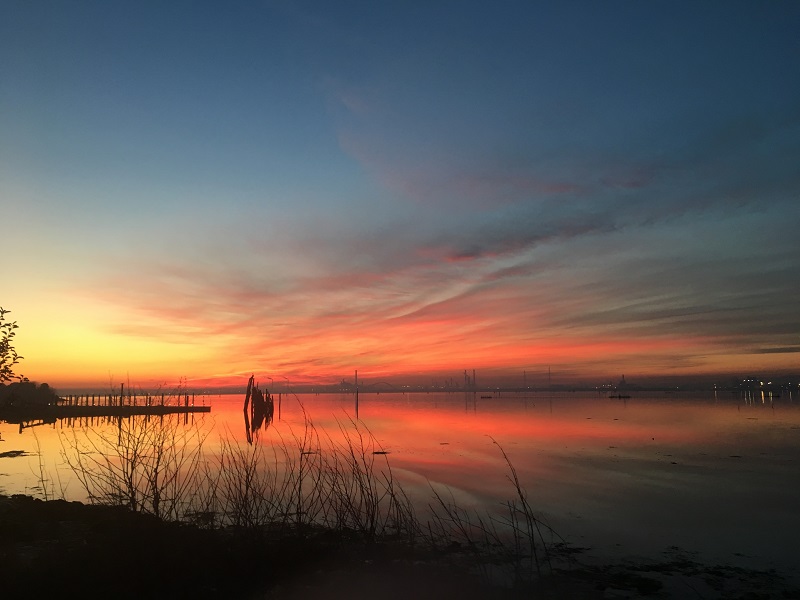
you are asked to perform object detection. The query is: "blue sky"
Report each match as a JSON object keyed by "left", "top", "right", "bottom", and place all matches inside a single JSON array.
[{"left": 2, "top": 1, "right": 799, "bottom": 388}]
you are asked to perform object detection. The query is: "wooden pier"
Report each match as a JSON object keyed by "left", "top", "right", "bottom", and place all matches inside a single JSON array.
[{"left": 0, "top": 389, "right": 210, "bottom": 427}]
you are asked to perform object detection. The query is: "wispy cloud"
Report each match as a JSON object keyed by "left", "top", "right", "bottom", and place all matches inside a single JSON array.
[{"left": 82, "top": 186, "right": 800, "bottom": 383}]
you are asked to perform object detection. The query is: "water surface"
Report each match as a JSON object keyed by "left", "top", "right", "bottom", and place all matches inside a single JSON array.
[{"left": 2, "top": 390, "right": 798, "bottom": 574}]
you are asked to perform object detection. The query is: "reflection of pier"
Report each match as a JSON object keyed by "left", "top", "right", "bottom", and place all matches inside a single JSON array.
[
  {"left": 16, "top": 417, "right": 56, "bottom": 431},
  {"left": 0, "top": 405, "right": 211, "bottom": 434},
  {"left": 0, "top": 404, "right": 210, "bottom": 423}
]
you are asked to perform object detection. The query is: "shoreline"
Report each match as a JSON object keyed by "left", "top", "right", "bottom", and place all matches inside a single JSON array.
[{"left": 1, "top": 494, "right": 797, "bottom": 599}]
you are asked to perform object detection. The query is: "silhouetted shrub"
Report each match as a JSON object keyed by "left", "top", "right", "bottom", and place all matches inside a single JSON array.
[{"left": 0, "top": 381, "right": 59, "bottom": 407}]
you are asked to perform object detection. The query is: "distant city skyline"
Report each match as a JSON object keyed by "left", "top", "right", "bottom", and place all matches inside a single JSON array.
[{"left": 3, "top": 2, "right": 799, "bottom": 390}]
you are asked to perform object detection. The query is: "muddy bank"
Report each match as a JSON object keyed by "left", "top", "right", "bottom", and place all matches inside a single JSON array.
[
  {"left": 0, "top": 494, "right": 515, "bottom": 599},
  {"left": 1, "top": 495, "right": 797, "bottom": 599}
]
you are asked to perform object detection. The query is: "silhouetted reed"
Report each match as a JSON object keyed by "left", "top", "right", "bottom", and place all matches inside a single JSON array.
[
  {"left": 62, "top": 412, "right": 208, "bottom": 520},
  {"left": 60, "top": 400, "right": 561, "bottom": 587},
  {"left": 212, "top": 407, "right": 417, "bottom": 545}
]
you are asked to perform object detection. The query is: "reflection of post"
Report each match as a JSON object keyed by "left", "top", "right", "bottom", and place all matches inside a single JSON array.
[
  {"left": 355, "top": 370, "right": 359, "bottom": 419},
  {"left": 243, "top": 408, "right": 252, "bottom": 445},
  {"left": 281, "top": 376, "right": 290, "bottom": 420}
]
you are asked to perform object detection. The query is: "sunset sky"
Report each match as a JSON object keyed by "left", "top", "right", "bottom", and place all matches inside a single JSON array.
[{"left": 3, "top": 1, "right": 799, "bottom": 390}]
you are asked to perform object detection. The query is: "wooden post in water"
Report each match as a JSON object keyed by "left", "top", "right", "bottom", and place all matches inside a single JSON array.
[{"left": 120, "top": 383, "right": 124, "bottom": 407}]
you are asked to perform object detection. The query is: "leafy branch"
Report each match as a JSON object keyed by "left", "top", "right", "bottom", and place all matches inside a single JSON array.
[{"left": 0, "top": 307, "right": 26, "bottom": 383}]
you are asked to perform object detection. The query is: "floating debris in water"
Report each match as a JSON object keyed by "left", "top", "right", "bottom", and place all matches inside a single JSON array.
[{"left": 0, "top": 450, "right": 26, "bottom": 458}]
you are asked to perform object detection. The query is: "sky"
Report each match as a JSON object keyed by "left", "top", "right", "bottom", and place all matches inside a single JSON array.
[{"left": 2, "top": 1, "right": 799, "bottom": 390}]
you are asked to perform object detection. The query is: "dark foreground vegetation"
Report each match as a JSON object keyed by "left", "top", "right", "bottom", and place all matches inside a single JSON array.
[
  {"left": 0, "top": 493, "right": 518, "bottom": 599},
  {"left": 3, "top": 406, "right": 571, "bottom": 598},
  {"left": 3, "top": 494, "right": 798, "bottom": 600}
]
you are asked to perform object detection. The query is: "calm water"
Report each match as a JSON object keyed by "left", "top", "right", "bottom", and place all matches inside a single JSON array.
[{"left": 2, "top": 390, "right": 799, "bottom": 574}]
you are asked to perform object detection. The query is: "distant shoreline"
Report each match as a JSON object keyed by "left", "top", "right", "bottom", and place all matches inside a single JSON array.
[{"left": 45, "top": 382, "right": 800, "bottom": 397}]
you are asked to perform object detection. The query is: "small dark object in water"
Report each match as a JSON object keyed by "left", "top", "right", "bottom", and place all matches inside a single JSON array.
[
  {"left": 373, "top": 450, "right": 389, "bottom": 455},
  {"left": 0, "top": 450, "right": 26, "bottom": 458}
]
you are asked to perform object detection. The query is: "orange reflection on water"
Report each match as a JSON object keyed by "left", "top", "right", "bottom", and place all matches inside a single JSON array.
[{"left": 2, "top": 390, "right": 799, "bottom": 573}]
